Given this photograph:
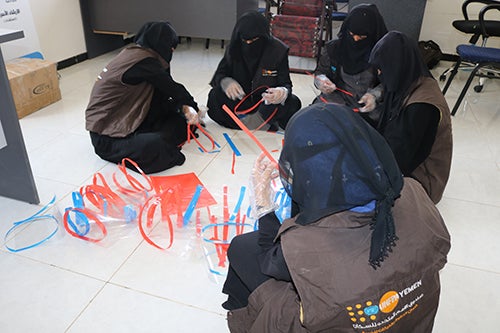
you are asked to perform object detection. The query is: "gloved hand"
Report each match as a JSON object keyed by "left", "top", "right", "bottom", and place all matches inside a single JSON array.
[
  {"left": 220, "top": 77, "right": 245, "bottom": 100},
  {"left": 197, "top": 105, "right": 208, "bottom": 126},
  {"left": 262, "top": 87, "right": 288, "bottom": 105},
  {"left": 358, "top": 93, "right": 377, "bottom": 112},
  {"left": 314, "top": 74, "right": 336, "bottom": 94},
  {"left": 250, "top": 153, "right": 279, "bottom": 218},
  {"left": 182, "top": 105, "right": 200, "bottom": 125}
]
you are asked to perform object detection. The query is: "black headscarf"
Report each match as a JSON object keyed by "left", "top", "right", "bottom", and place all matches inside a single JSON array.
[
  {"left": 337, "top": 4, "right": 387, "bottom": 75},
  {"left": 227, "top": 11, "right": 271, "bottom": 74},
  {"left": 369, "top": 31, "right": 432, "bottom": 129},
  {"left": 134, "top": 21, "right": 179, "bottom": 63},
  {"left": 279, "top": 103, "right": 403, "bottom": 268}
]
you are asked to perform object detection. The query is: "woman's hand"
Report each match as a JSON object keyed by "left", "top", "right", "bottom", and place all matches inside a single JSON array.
[
  {"left": 262, "top": 87, "right": 288, "bottom": 105},
  {"left": 182, "top": 105, "right": 200, "bottom": 125},
  {"left": 221, "top": 77, "right": 245, "bottom": 100},
  {"left": 358, "top": 93, "right": 377, "bottom": 113},
  {"left": 250, "top": 153, "right": 279, "bottom": 218},
  {"left": 314, "top": 74, "right": 336, "bottom": 94}
]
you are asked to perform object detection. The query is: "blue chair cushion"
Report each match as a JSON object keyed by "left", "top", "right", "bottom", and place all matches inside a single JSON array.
[
  {"left": 331, "top": 12, "right": 347, "bottom": 21},
  {"left": 457, "top": 44, "right": 500, "bottom": 63}
]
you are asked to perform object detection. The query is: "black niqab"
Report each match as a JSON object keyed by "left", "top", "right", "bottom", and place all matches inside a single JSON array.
[
  {"left": 228, "top": 11, "right": 271, "bottom": 74},
  {"left": 134, "top": 21, "right": 179, "bottom": 63},
  {"left": 279, "top": 103, "right": 403, "bottom": 268},
  {"left": 369, "top": 31, "right": 431, "bottom": 129},
  {"left": 337, "top": 4, "right": 387, "bottom": 75}
]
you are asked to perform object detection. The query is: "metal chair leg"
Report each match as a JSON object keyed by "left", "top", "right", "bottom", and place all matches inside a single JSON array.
[
  {"left": 442, "top": 59, "right": 462, "bottom": 95},
  {"left": 451, "top": 63, "right": 482, "bottom": 116}
]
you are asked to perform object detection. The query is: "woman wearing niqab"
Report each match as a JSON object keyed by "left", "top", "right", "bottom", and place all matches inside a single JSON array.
[
  {"left": 207, "top": 11, "right": 301, "bottom": 131},
  {"left": 85, "top": 22, "right": 201, "bottom": 174},
  {"left": 221, "top": 103, "right": 450, "bottom": 332},
  {"left": 313, "top": 4, "right": 387, "bottom": 113},
  {"left": 368, "top": 31, "right": 453, "bottom": 203}
]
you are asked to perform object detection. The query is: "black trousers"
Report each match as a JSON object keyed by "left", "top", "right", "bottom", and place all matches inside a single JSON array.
[
  {"left": 90, "top": 105, "right": 189, "bottom": 174},
  {"left": 207, "top": 86, "right": 302, "bottom": 131},
  {"left": 222, "top": 231, "right": 272, "bottom": 311}
]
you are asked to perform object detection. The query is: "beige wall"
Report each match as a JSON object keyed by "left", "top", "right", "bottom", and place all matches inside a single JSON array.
[
  {"left": 28, "top": 0, "right": 85, "bottom": 63},
  {"left": 27, "top": 0, "right": 500, "bottom": 63}
]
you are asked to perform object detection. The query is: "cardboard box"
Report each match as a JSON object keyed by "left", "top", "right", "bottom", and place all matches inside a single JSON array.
[{"left": 6, "top": 58, "right": 61, "bottom": 119}]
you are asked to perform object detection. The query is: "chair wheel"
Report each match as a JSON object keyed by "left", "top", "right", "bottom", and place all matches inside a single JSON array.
[
  {"left": 439, "top": 74, "right": 447, "bottom": 82},
  {"left": 473, "top": 84, "right": 483, "bottom": 93}
]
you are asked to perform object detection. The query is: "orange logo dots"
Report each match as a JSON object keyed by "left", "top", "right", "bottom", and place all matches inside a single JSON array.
[
  {"left": 356, "top": 304, "right": 362, "bottom": 309},
  {"left": 360, "top": 317, "right": 366, "bottom": 322},
  {"left": 366, "top": 301, "right": 373, "bottom": 306},
  {"left": 379, "top": 291, "right": 400, "bottom": 313},
  {"left": 349, "top": 312, "right": 355, "bottom": 316},
  {"left": 357, "top": 310, "right": 364, "bottom": 315},
  {"left": 370, "top": 315, "right": 377, "bottom": 320},
  {"left": 351, "top": 317, "right": 357, "bottom": 322},
  {"left": 346, "top": 306, "right": 353, "bottom": 311}
]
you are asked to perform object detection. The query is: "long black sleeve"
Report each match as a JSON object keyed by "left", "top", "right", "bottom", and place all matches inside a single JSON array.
[
  {"left": 383, "top": 103, "right": 440, "bottom": 175},
  {"left": 257, "top": 212, "right": 292, "bottom": 281},
  {"left": 122, "top": 57, "right": 198, "bottom": 109}
]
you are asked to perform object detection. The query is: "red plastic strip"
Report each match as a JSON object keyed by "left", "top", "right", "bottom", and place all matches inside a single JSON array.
[
  {"left": 63, "top": 208, "right": 107, "bottom": 243},
  {"left": 138, "top": 193, "right": 174, "bottom": 250},
  {"left": 222, "top": 104, "right": 277, "bottom": 164},
  {"left": 231, "top": 151, "right": 236, "bottom": 175}
]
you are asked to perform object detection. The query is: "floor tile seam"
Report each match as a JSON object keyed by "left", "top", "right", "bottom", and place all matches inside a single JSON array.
[
  {"left": 440, "top": 195, "right": 500, "bottom": 209},
  {"left": 32, "top": 174, "right": 84, "bottom": 191},
  {"left": 105, "top": 237, "right": 146, "bottom": 282},
  {"left": 0, "top": 250, "right": 110, "bottom": 282},
  {"left": 101, "top": 280, "right": 226, "bottom": 316},
  {"left": 446, "top": 262, "right": 500, "bottom": 275},
  {"left": 63, "top": 282, "right": 108, "bottom": 332},
  {"left": 22, "top": 131, "right": 68, "bottom": 155}
]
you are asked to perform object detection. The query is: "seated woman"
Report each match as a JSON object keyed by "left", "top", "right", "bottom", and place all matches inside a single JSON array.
[
  {"left": 222, "top": 103, "right": 451, "bottom": 332},
  {"left": 207, "top": 11, "right": 301, "bottom": 131},
  {"left": 85, "top": 22, "right": 202, "bottom": 174},
  {"left": 367, "top": 31, "right": 453, "bottom": 203},
  {"left": 313, "top": 4, "right": 387, "bottom": 113}
]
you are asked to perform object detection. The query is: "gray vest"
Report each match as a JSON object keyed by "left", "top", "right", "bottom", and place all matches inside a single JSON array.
[{"left": 85, "top": 46, "right": 168, "bottom": 137}]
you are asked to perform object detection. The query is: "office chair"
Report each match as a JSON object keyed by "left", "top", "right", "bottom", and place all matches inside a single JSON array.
[
  {"left": 331, "top": 0, "right": 348, "bottom": 22},
  {"left": 439, "top": 0, "right": 500, "bottom": 91},
  {"left": 442, "top": 3, "right": 500, "bottom": 115}
]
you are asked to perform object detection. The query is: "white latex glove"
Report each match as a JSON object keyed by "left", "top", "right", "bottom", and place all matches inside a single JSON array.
[
  {"left": 220, "top": 77, "right": 245, "bottom": 100},
  {"left": 182, "top": 105, "right": 200, "bottom": 125},
  {"left": 262, "top": 87, "right": 288, "bottom": 105},
  {"left": 250, "top": 153, "right": 279, "bottom": 218},
  {"left": 197, "top": 105, "right": 208, "bottom": 126},
  {"left": 358, "top": 93, "right": 377, "bottom": 113},
  {"left": 314, "top": 74, "right": 336, "bottom": 94}
]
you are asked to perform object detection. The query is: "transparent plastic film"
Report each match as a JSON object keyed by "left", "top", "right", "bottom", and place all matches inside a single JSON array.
[
  {"left": 4, "top": 196, "right": 65, "bottom": 252},
  {"left": 200, "top": 185, "right": 254, "bottom": 283}
]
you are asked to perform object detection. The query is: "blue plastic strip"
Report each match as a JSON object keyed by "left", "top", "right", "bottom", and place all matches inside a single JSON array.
[
  {"left": 201, "top": 222, "right": 253, "bottom": 243},
  {"left": 183, "top": 185, "right": 203, "bottom": 226},
  {"left": 228, "top": 186, "right": 246, "bottom": 223},
  {"left": 4, "top": 195, "right": 59, "bottom": 252},
  {"left": 64, "top": 192, "right": 90, "bottom": 236},
  {"left": 223, "top": 133, "right": 242, "bottom": 156},
  {"left": 273, "top": 189, "right": 291, "bottom": 222}
]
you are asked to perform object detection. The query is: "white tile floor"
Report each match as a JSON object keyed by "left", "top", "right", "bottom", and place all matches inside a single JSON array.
[{"left": 1, "top": 38, "right": 499, "bottom": 332}]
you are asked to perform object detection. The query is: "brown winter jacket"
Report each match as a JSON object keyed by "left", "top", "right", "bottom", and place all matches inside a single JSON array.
[
  {"left": 404, "top": 77, "right": 453, "bottom": 204},
  {"left": 85, "top": 46, "right": 168, "bottom": 137},
  {"left": 227, "top": 178, "right": 451, "bottom": 333}
]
